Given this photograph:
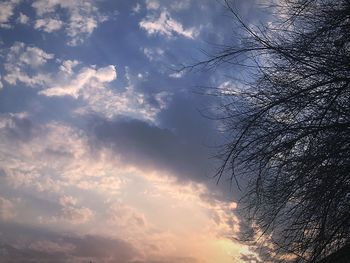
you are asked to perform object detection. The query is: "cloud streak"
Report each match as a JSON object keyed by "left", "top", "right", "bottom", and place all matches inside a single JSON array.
[{"left": 140, "top": 10, "right": 198, "bottom": 39}]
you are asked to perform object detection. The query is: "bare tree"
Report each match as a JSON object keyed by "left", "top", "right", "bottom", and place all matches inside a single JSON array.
[{"left": 194, "top": 0, "right": 350, "bottom": 262}]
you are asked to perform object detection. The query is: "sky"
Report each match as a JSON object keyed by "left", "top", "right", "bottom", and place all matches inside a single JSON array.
[{"left": 0, "top": 1, "right": 270, "bottom": 262}]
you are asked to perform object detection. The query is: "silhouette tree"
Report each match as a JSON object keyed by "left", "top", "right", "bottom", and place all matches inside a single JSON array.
[{"left": 194, "top": 0, "right": 350, "bottom": 262}]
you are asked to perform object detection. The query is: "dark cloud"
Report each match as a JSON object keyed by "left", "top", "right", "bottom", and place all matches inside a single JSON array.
[
  {"left": 0, "top": 222, "right": 139, "bottom": 263},
  {"left": 91, "top": 115, "right": 214, "bottom": 184},
  {"left": 0, "top": 222, "right": 201, "bottom": 263},
  {"left": 88, "top": 88, "right": 239, "bottom": 201}
]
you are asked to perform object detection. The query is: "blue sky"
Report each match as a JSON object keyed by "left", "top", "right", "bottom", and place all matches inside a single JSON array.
[{"left": 0, "top": 1, "right": 269, "bottom": 262}]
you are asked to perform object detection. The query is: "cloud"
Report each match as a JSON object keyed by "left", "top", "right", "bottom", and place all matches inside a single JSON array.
[
  {"left": 6, "top": 42, "right": 54, "bottom": 67},
  {"left": 28, "top": 240, "right": 75, "bottom": 254},
  {"left": 143, "top": 47, "right": 165, "bottom": 61},
  {"left": 34, "top": 17, "right": 63, "bottom": 32},
  {"left": 2, "top": 42, "right": 168, "bottom": 122},
  {"left": 0, "top": 113, "right": 256, "bottom": 262},
  {"left": 0, "top": 0, "right": 20, "bottom": 28},
  {"left": 146, "top": 0, "right": 160, "bottom": 10},
  {"left": 140, "top": 10, "right": 198, "bottom": 39},
  {"left": 32, "top": 0, "right": 107, "bottom": 45},
  {"left": 0, "top": 112, "right": 33, "bottom": 141},
  {"left": 132, "top": 3, "right": 142, "bottom": 13},
  {"left": 0, "top": 117, "right": 125, "bottom": 195},
  {"left": 40, "top": 63, "right": 169, "bottom": 122},
  {"left": 0, "top": 120, "right": 84, "bottom": 192},
  {"left": 170, "top": 0, "right": 191, "bottom": 11},
  {"left": 145, "top": 0, "right": 191, "bottom": 12},
  {"left": 19, "top": 48, "right": 54, "bottom": 67},
  {"left": 107, "top": 202, "right": 147, "bottom": 232},
  {"left": 91, "top": 118, "right": 212, "bottom": 183},
  {"left": 217, "top": 81, "right": 244, "bottom": 96},
  {"left": 3, "top": 42, "right": 54, "bottom": 86},
  {"left": 59, "top": 195, "right": 77, "bottom": 207},
  {"left": 40, "top": 65, "right": 117, "bottom": 98},
  {"left": 59, "top": 205, "right": 94, "bottom": 225},
  {"left": 50, "top": 195, "right": 94, "bottom": 225},
  {"left": 169, "top": 71, "right": 185, "bottom": 78},
  {"left": 66, "top": 12, "right": 99, "bottom": 46},
  {"left": 0, "top": 222, "right": 140, "bottom": 263},
  {"left": 0, "top": 1, "right": 283, "bottom": 262},
  {"left": 17, "top": 12, "right": 29, "bottom": 24},
  {"left": 0, "top": 197, "right": 16, "bottom": 220},
  {"left": 59, "top": 59, "right": 80, "bottom": 75}
]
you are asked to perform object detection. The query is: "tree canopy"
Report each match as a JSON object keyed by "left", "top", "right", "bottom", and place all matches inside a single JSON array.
[{"left": 200, "top": 0, "right": 350, "bottom": 262}]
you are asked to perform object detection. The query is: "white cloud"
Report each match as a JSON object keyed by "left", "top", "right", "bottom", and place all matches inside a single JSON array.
[
  {"left": 146, "top": 0, "right": 160, "bottom": 10},
  {"left": 17, "top": 12, "right": 29, "bottom": 24},
  {"left": 0, "top": 0, "right": 20, "bottom": 28},
  {"left": 169, "top": 71, "right": 185, "bottom": 79},
  {"left": 3, "top": 42, "right": 54, "bottom": 86},
  {"left": 4, "top": 42, "right": 54, "bottom": 68},
  {"left": 40, "top": 63, "right": 169, "bottom": 122},
  {"left": 32, "top": 0, "right": 106, "bottom": 46},
  {"left": 140, "top": 10, "right": 198, "bottom": 39},
  {"left": 143, "top": 47, "right": 164, "bottom": 61},
  {"left": 35, "top": 17, "right": 63, "bottom": 32},
  {"left": 66, "top": 13, "right": 98, "bottom": 46},
  {"left": 19, "top": 47, "right": 54, "bottom": 66},
  {"left": 4, "top": 70, "right": 51, "bottom": 87},
  {"left": 2, "top": 43, "right": 170, "bottom": 122},
  {"left": 74, "top": 82, "right": 170, "bottom": 122},
  {"left": 40, "top": 65, "right": 117, "bottom": 98},
  {"left": 132, "top": 3, "right": 141, "bottom": 13},
  {"left": 31, "top": 0, "right": 59, "bottom": 15},
  {"left": 0, "top": 117, "right": 131, "bottom": 196},
  {"left": 217, "top": 81, "right": 244, "bottom": 95},
  {"left": 59, "top": 195, "right": 78, "bottom": 207},
  {"left": 59, "top": 59, "right": 80, "bottom": 75}
]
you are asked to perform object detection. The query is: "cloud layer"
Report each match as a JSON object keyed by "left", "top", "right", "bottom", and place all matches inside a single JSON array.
[{"left": 0, "top": 1, "right": 269, "bottom": 262}]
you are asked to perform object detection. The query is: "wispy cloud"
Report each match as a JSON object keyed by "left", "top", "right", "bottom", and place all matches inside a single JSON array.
[
  {"left": 140, "top": 10, "right": 198, "bottom": 39},
  {"left": 146, "top": 0, "right": 160, "bottom": 10},
  {"left": 143, "top": 47, "right": 165, "bottom": 61},
  {"left": 3, "top": 42, "right": 54, "bottom": 86},
  {"left": 2, "top": 42, "right": 170, "bottom": 122},
  {"left": 32, "top": 0, "right": 107, "bottom": 45},
  {"left": 34, "top": 17, "right": 63, "bottom": 33},
  {"left": 42, "top": 196, "right": 95, "bottom": 225},
  {"left": 17, "top": 12, "right": 29, "bottom": 24},
  {"left": 40, "top": 65, "right": 117, "bottom": 98}
]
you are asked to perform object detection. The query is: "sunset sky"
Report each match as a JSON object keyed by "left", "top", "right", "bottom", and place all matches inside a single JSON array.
[{"left": 0, "top": 1, "right": 270, "bottom": 262}]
